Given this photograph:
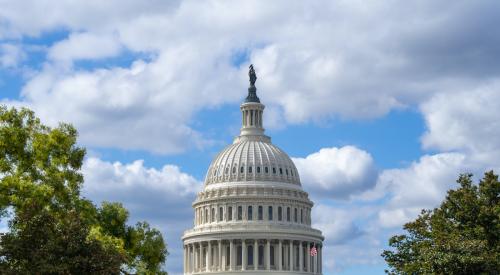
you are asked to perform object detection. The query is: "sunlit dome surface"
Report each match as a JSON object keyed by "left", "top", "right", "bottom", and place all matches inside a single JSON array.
[{"left": 204, "top": 137, "right": 301, "bottom": 186}]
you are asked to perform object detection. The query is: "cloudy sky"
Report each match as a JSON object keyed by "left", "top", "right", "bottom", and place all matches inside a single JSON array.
[{"left": 1, "top": 0, "right": 500, "bottom": 274}]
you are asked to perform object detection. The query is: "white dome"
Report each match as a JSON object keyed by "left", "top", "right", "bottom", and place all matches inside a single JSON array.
[{"left": 204, "top": 136, "right": 301, "bottom": 186}]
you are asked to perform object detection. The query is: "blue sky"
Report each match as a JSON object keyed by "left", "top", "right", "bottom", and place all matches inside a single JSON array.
[{"left": 2, "top": 1, "right": 500, "bottom": 274}]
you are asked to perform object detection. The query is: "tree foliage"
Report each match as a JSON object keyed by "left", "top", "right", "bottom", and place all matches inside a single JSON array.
[
  {"left": 382, "top": 171, "right": 500, "bottom": 275},
  {"left": 0, "top": 106, "right": 168, "bottom": 274}
]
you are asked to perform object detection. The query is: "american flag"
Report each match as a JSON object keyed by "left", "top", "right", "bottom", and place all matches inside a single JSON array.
[{"left": 310, "top": 245, "right": 317, "bottom": 256}]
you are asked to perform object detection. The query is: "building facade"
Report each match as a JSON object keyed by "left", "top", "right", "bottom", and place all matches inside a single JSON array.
[{"left": 182, "top": 65, "right": 324, "bottom": 274}]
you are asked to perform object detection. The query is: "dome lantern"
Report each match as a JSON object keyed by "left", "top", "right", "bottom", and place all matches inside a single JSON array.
[{"left": 238, "top": 65, "right": 268, "bottom": 139}]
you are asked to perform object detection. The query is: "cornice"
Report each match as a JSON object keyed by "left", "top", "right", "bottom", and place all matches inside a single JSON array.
[{"left": 193, "top": 184, "right": 313, "bottom": 207}]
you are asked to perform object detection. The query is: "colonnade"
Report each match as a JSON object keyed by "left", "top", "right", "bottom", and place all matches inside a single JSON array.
[
  {"left": 184, "top": 239, "right": 322, "bottom": 274},
  {"left": 242, "top": 108, "right": 263, "bottom": 128}
]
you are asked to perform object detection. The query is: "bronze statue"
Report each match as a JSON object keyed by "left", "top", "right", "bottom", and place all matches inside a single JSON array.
[
  {"left": 249, "top": 64, "right": 257, "bottom": 86},
  {"left": 245, "top": 64, "right": 260, "bottom": 103}
]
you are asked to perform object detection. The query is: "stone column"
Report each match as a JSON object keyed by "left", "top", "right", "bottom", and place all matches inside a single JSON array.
[
  {"left": 266, "top": 239, "right": 271, "bottom": 270},
  {"left": 191, "top": 244, "right": 194, "bottom": 274},
  {"left": 183, "top": 245, "right": 187, "bottom": 273},
  {"left": 254, "top": 239, "right": 258, "bottom": 270},
  {"left": 307, "top": 243, "right": 311, "bottom": 272},
  {"left": 299, "top": 241, "right": 303, "bottom": 272},
  {"left": 289, "top": 240, "right": 294, "bottom": 271},
  {"left": 207, "top": 241, "right": 212, "bottom": 272},
  {"left": 195, "top": 244, "right": 199, "bottom": 272},
  {"left": 199, "top": 243, "right": 203, "bottom": 271},
  {"left": 222, "top": 242, "right": 226, "bottom": 271},
  {"left": 186, "top": 245, "right": 189, "bottom": 273},
  {"left": 230, "top": 240, "right": 235, "bottom": 271},
  {"left": 278, "top": 240, "right": 282, "bottom": 271},
  {"left": 319, "top": 245, "right": 322, "bottom": 274},
  {"left": 314, "top": 246, "right": 318, "bottom": 274},
  {"left": 242, "top": 240, "right": 247, "bottom": 270},
  {"left": 194, "top": 244, "right": 198, "bottom": 272},
  {"left": 218, "top": 240, "right": 222, "bottom": 271},
  {"left": 190, "top": 244, "right": 196, "bottom": 273},
  {"left": 190, "top": 244, "right": 194, "bottom": 274}
]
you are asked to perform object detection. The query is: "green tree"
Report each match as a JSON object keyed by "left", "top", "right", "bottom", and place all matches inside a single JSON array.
[
  {"left": 382, "top": 171, "right": 500, "bottom": 275},
  {"left": 0, "top": 106, "right": 168, "bottom": 274}
]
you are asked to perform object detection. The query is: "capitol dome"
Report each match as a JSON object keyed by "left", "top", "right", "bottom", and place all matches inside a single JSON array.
[
  {"left": 182, "top": 65, "right": 324, "bottom": 274},
  {"left": 205, "top": 138, "right": 301, "bottom": 187}
]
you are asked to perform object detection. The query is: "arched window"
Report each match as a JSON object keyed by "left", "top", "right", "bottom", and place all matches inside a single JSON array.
[
  {"left": 248, "top": 166, "right": 252, "bottom": 173},
  {"left": 240, "top": 166, "right": 244, "bottom": 173},
  {"left": 258, "top": 206, "right": 263, "bottom": 220},
  {"left": 219, "top": 207, "right": 223, "bottom": 222},
  {"left": 268, "top": 206, "right": 273, "bottom": 221},
  {"left": 273, "top": 167, "right": 276, "bottom": 174},
  {"left": 257, "top": 166, "right": 261, "bottom": 173},
  {"left": 278, "top": 207, "right": 282, "bottom": 221},
  {"left": 238, "top": 206, "right": 242, "bottom": 220},
  {"left": 286, "top": 169, "right": 289, "bottom": 175},
  {"left": 291, "top": 170, "right": 294, "bottom": 176},
  {"left": 287, "top": 207, "right": 291, "bottom": 222},
  {"left": 225, "top": 167, "right": 229, "bottom": 174},
  {"left": 248, "top": 206, "right": 253, "bottom": 220},
  {"left": 265, "top": 167, "right": 269, "bottom": 173},
  {"left": 228, "top": 206, "right": 233, "bottom": 221},
  {"left": 279, "top": 168, "right": 283, "bottom": 175},
  {"left": 211, "top": 208, "right": 215, "bottom": 222},
  {"left": 294, "top": 208, "right": 298, "bottom": 222}
]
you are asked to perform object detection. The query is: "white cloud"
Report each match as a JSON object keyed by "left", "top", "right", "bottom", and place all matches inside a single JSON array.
[
  {"left": 312, "top": 203, "right": 385, "bottom": 272},
  {"left": 11, "top": 50, "right": 245, "bottom": 153},
  {"left": 0, "top": 0, "right": 180, "bottom": 39},
  {"left": 83, "top": 157, "right": 200, "bottom": 197},
  {"left": 48, "top": 32, "right": 122, "bottom": 62},
  {"left": 0, "top": 43, "right": 25, "bottom": 68},
  {"left": 293, "top": 146, "right": 377, "bottom": 199},
  {"left": 2, "top": 0, "right": 499, "bottom": 152},
  {"left": 313, "top": 204, "right": 364, "bottom": 245},
  {"left": 421, "top": 82, "right": 500, "bottom": 167},
  {"left": 376, "top": 153, "right": 466, "bottom": 228},
  {"left": 81, "top": 156, "right": 201, "bottom": 272}
]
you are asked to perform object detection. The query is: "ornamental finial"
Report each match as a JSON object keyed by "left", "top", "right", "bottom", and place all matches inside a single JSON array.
[
  {"left": 245, "top": 64, "right": 260, "bottom": 103},
  {"left": 249, "top": 64, "right": 257, "bottom": 86}
]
